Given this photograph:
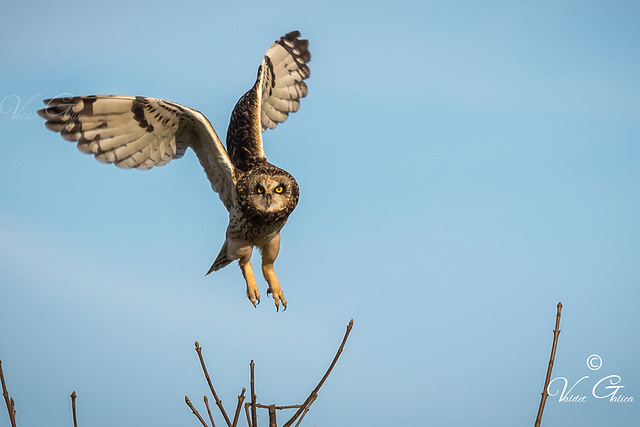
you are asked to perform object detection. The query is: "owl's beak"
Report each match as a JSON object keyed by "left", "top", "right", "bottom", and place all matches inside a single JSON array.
[{"left": 265, "top": 194, "right": 272, "bottom": 207}]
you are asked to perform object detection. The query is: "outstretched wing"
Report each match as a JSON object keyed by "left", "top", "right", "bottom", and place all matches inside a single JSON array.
[
  {"left": 38, "top": 95, "right": 238, "bottom": 209},
  {"left": 226, "top": 31, "right": 311, "bottom": 171}
]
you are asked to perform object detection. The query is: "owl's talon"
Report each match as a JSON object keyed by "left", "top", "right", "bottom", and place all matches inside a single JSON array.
[
  {"left": 267, "top": 288, "right": 287, "bottom": 312},
  {"left": 246, "top": 284, "right": 261, "bottom": 308}
]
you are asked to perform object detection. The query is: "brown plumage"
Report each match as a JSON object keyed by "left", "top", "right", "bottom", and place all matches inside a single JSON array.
[{"left": 37, "top": 31, "right": 311, "bottom": 311}]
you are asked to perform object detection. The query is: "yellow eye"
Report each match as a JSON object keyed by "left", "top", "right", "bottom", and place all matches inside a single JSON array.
[
  {"left": 257, "top": 186, "right": 264, "bottom": 194},
  {"left": 275, "top": 185, "right": 284, "bottom": 194}
]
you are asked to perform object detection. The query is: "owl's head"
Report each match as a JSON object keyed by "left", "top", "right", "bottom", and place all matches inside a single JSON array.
[{"left": 236, "top": 166, "right": 300, "bottom": 222}]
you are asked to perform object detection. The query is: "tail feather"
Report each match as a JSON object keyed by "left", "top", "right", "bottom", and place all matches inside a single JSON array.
[{"left": 206, "top": 241, "right": 233, "bottom": 275}]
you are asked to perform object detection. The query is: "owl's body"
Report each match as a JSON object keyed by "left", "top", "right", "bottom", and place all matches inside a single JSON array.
[{"left": 38, "top": 31, "right": 311, "bottom": 310}]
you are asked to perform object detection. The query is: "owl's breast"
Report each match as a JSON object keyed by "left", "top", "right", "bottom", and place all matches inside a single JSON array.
[{"left": 227, "top": 206, "right": 289, "bottom": 246}]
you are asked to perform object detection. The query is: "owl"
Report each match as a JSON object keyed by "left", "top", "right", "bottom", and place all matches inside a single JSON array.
[{"left": 37, "top": 31, "right": 311, "bottom": 311}]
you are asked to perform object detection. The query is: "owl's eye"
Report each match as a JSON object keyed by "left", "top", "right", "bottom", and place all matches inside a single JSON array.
[
  {"left": 257, "top": 186, "right": 265, "bottom": 194},
  {"left": 275, "top": 185, "right": 284, "bottom": 194}
]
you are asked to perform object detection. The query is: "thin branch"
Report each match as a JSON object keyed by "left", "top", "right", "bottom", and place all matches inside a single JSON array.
[
  {"left": 231, "top": 388, "right": 246, "bottom": 427},
  {"left": 244, "top": 403, "right": 253, "bottom": 427},
  {"left": 294, "top": 394, "right": 317, "bottom": 427},
  {"left": 195, "top": 341, "right": 232, "bottom": 427},
  {"left": 268, "top": 405, "right": 276, "bottom": 427},
  {"left": 0, "top": 360, "right": 17, "bottom": 427},
  {"left": 254, "top": 404, "right": 301, "bottom": 410},
  {"left": 9, "top": 399, "right": 15, "bottom": 425},
  {"left": 283, "top": 319, "right": 354, "bottom": 427},
  {"left": 250, "top": 360, "right": 257, "bottom": 427},
  {"left": 204, "top": 396, "right": 216, "bottom": 427},
  {"left": 535, "top": 302, "right": 563, "bottom": 427},
  {"left": 70, "top": 391, "right": 78, "bottom": 427},
  {"left": 185, "top": 396, "right": 209, "bottom": 427}
]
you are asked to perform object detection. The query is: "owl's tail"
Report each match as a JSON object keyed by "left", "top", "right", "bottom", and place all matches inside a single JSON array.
[{"left": 206, "top": 241, "right": 233, "bottom": 275}]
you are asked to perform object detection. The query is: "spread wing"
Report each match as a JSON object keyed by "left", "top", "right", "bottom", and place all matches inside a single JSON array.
[
  {"left": 226, "top": 30, "right": 311, "bottom": 171},
  {"left": 38, "top": 95, "right": 238, "bottom": 210}
]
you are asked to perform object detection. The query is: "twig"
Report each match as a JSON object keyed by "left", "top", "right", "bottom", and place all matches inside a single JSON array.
[
  {"left": 195, "top": 342, "right": 232, "bottom": 427},
  {"left": 70, "top": 391, "right": 78, "bottom": 427},
  {"left": 244, "top": 403, "right": 252, "bottom": 427},
  {"left": 9, "top": 399, "right": 15, "bottom": 425},
  {"left": 294, "top": 394, "right": 317, "bottom": 427},
  {"left": 250, "top": 361, "right": 257, "bottom": 427},
  {"left": 0, "top": 360, "right": 17, "bottom": 427},
  {"left": 185, "top": 396, "right": 209, "bottom": 427},
  {"left": 204, "top": 396, "right": 216, "bottom": 427},
  {"left": 231, "top": 388, "right": 246, "bottom": 427},
  {"left": 283, "top": 319, "right": 354, "bottom": 427},
  {"left": 535, "top": 302, "right": 563, "bottom": 427},
  {"left": 268, "top": 405, "right": 276, "bottom": 427},
  {"left": 254, "top": 404, "right": 301, "bottom": 410}
]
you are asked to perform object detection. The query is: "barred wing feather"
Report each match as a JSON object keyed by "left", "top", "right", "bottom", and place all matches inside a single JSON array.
[
  {"left": 38, "top": 95, "right": 237, "bottom": 210},
  {"left": 259, "top": 30, "right": 311, "bottom": 132}
]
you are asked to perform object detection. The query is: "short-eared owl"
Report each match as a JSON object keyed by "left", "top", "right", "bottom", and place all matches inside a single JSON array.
[{"left": 37, "top": 31, "right": 311, "bottom": 311}]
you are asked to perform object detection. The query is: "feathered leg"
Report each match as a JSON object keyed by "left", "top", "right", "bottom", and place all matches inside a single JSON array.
[
  {"left": 260, "top": 233, "right": 287, "bottom": 311},
  {"left": 239, "top": 254, "right": 261, "bottom": 308}
]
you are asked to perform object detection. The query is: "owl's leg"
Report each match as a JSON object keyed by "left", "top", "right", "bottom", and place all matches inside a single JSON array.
[
  {"left": 239, "top": 253, "right": 260, "bottom": 308},
  {"left": 260, "top": 233, "right": 287, "bottom": 311}
]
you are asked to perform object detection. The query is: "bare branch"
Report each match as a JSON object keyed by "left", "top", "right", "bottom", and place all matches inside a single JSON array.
[
  {"left": 294, "top": 394, "right": 317, "bottom": 427},
  {"left": 185, "top": 395, "right": 209, "bottom": 427},
  {"left": 268, "top": 405, "right": 276, "bottom": 427},
  {"left": 535, "top": 302, "right": 563, "bottom": 427},
  {"left": 283, "top": 319, "right": 354, "bottom": 427},
  {"left": 244, "top": 403, "right": 253, "bottom": 427},
  {"left": 231, "top": 388, "right": 246, "bottom": 427},
  {"left": 70, "top": 391, "right": 78, "bottom": 427},
  {"left": 204, "top": 396, "right": 216, "bottom": 427},
  {"left": 9, "top": 399, "right": 15, "bottom": 425},
  {"left": 254, "top": 404, "right": 301, "bottom": 410},
  {"left": 250, "top": 361, "right": 257, "bottom": 427},
  {"left": 0, "top": 360, "right": 17, "bottom": 427},
  {"left": 195, "top": 342, "right": 232, "bottom": 427}
]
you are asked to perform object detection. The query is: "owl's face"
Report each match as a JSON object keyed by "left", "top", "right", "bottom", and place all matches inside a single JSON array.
[
  {"left": 236, "top": 166, "right": 300, "bottom": 222},
  {"left": 251, "top": 176, "right": 293, "bottom": 213}
]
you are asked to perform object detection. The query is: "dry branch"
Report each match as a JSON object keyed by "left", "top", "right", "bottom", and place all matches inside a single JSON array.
[
  {"left": 0, "top": 360, "right": 17, "bottom": 427},
  {"left": 283, "top": 319, "right": 354, "bottom": 427},
  {"left": 204, "top": 396, "right": 216, "bottom": 427},
  {"left": 293, "top": 394, "right": 317, "bottom": 427},
  {"left": 535, "top": 302, "right": 563, "bottom": 427},
  {"left": 186, "top": 395, "right": 209, "bottom": 427},
  {"left": 195, "top": 341, "right": 232, "bottom": 427},
  {"left": 191, "top": 318, "right": 354, "bottom": 427},
  {"left": 250, "top": 361, "right": 257, "bottom": 427},
  {"left": 244, "top": 403, "right": 252, "bottom": 427},
  {"left": 268, "top": 405, "right": 276, "bottom": 427},
  {"left": 231, "top": 388, "right": 246, "bottom": 427},
  {"left": 70, "top": 391, "right": 78, "bottom": 427}
]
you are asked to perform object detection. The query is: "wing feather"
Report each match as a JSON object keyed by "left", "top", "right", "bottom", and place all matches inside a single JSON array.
[
  {"left": 258, "top": 31, "right": 311, "bottom": 132},
  {"left": 38, "top": 95, "right": 237, "bottom": 209},
  {"left": 225, "top": 31, "right": 311, "bottom": 170}
]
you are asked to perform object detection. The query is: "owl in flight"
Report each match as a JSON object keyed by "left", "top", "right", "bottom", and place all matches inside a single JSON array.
[{"left": 38, "top": 31, "right": 311, "bottom": 311}]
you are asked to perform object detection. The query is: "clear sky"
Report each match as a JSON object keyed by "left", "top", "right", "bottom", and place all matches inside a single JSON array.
[{"left": 1, "top": 1, "right": 639, "bottom": 426}]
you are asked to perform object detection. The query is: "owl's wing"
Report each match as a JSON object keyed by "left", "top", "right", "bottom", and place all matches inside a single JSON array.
[
  {"left": 227, "top": 31, "right": 311, "bottom": 170},
  {"left": 38, "top": 95, "right": 237, "bottom": 210}
]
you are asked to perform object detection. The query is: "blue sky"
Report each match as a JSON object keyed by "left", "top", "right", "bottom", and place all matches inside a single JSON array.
[{"left": 1, "top": 1, "right": 639, "bottom": 426}]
